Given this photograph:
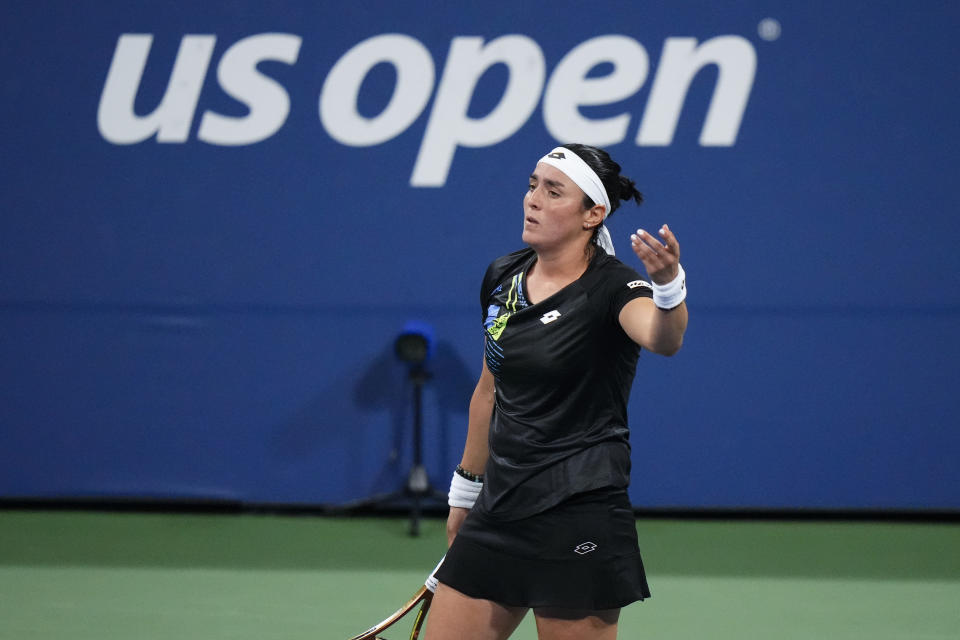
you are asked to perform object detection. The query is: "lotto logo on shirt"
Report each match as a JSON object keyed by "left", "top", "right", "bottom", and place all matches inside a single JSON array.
[
  {"left": 540, "top": 310, "right": 561, "bottom": 324},
  {"left": 627, "top": 280, "right": 652, "bottom": 290}
]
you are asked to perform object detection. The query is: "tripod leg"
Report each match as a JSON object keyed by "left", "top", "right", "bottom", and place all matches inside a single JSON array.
[{"left": 410, "top": 492, "right": 421, "bottom": 536}]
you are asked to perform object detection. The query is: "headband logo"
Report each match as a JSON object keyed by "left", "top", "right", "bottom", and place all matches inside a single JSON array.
[{"left": 547, "top": 152, "right": 565, "bottom": 159}]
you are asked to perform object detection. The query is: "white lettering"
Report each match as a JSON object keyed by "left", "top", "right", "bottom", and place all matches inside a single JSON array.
[
  {"left": 97, "top": 31, "right": 759, "bottom": 185},
  {"left": 543, "top": 35, "right": 649, "bottom": 146},
  {"left": 197, "top": 33, "right": 302, "bottom": 145},
  {"left": 637, "top": 36, "right": 756, "bottom": 146},
  {"left": 411, "top": 35, "right": 546, "bottom": 187},
  {"left": 320, "top": 34, "right": 435, "bottom": 146},
  {"left": 98, "top": 34, "right": 215, "bottom": 144}
]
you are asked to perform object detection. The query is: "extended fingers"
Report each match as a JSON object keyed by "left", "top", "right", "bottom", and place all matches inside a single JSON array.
[
  {"left": 630, "top": 228, "right": 665, "bottom": 257},
  {"left": 631, "top": 225, "right": 681, "bottom": 284},
  {"left": 658, "top": 224, "right": 681, "bottom": 258}
]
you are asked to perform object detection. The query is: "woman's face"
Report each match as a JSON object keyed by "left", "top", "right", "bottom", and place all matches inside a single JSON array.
[{"left": 522, "top": 162, "right": 592, "bottom": 250}]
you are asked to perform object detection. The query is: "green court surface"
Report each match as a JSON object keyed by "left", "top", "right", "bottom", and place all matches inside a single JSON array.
[{"left": 1, "top": 510, "right": 958, "bottom": 639}]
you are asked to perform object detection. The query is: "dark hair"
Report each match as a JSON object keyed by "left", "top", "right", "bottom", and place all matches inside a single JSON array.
[{"left": 564, "top": 143, "right": 644, "bottom": 216}]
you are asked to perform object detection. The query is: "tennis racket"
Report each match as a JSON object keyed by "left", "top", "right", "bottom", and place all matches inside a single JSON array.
[
  {"left": 347, "top": 556, "right": 443, "bottom": 640},
  {"left": 346, "top": 585, "right": 433, "bottom": 640}
]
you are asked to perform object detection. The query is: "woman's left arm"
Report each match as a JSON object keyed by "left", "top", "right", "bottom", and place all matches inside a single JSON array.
[{"left": 618, "top": 224, "right": 689, "bottom": 356}]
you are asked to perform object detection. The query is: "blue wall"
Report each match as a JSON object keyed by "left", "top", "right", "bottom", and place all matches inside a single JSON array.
[{"left": 2, "top": 1, "right": 958, "bottom": 509}]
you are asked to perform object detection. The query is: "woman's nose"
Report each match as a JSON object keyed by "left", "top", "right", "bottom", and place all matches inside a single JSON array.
[{"left": 526, "top": 186, "right": 542, "bottom": 208}]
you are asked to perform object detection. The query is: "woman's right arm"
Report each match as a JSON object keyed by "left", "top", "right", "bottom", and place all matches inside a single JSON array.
[{"left": 446, "top": 355, "right": 495, "bottom": 546}]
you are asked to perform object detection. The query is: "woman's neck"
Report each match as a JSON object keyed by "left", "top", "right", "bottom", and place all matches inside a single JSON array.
[{"left": 529, "top": 240, "right": 594, "bottom": 282}]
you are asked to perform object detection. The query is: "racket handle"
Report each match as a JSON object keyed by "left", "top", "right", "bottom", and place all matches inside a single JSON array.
[{"left": 424, "top": 555, "right": 445, "bottom": 593}]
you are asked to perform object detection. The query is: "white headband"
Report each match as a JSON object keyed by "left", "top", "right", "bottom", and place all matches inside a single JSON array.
[{"left": 538, "top": 147, "right": 615, "bottom": 255}]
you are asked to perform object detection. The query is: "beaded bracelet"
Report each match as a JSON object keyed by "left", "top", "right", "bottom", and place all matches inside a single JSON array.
[{"left": 455, "top": 464, "right": 484, "bottom": 483}]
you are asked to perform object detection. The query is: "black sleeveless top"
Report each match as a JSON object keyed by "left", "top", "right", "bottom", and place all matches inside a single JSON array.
[{"left": 475, "top": 247, "right": 653, "bottom": 520}]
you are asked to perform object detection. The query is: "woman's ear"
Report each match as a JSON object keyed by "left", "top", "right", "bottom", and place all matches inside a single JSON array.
[{"left": 583, "top": 203, "right": 606, "bottom": 229}]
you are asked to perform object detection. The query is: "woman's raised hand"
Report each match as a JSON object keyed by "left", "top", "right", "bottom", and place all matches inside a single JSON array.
[{"left": 630, "top": 224, "right": 680, "bottom": 285}]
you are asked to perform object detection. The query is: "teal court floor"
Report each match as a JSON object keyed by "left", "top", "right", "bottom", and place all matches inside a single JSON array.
[{"left": 1, "top": 510, "right": 958, "bottom": 639}]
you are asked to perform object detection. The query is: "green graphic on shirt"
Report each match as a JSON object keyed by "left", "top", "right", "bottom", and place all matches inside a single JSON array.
[
  {"left": 486, "top": 272, "right": 524, "bottom": 341},
  {"left": 506, "top": 273, "right": 521, "bottom": 312},
  {"left": 488, "top": 314, "right": 510, "bottom": 340}
]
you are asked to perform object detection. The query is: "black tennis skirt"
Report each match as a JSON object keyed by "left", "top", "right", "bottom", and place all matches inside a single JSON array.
[{"left": 435, "top": 488, "right": 650, "bottom": 610}]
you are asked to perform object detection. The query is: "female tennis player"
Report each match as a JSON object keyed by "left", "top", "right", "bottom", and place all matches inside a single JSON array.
[{"left": 423, "top": 144, "right": 688, "bottom": 640}]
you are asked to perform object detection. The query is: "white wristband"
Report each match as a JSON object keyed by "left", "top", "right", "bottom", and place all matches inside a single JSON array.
[
  {"left": 448, "top": 471, "right": 482, "bottom": 509},
  {"left": 652, "top": 263, "right": 686, "bottom": 310}
]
